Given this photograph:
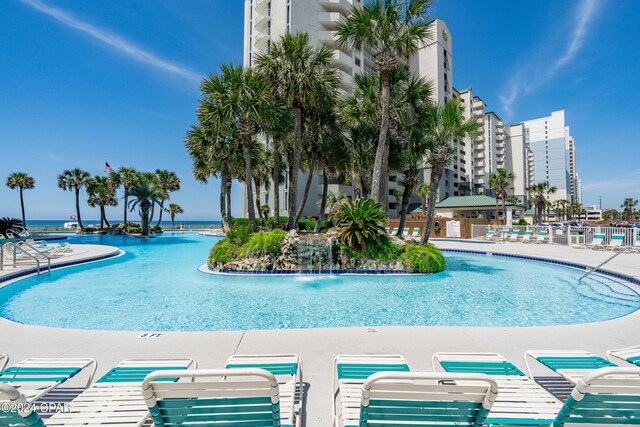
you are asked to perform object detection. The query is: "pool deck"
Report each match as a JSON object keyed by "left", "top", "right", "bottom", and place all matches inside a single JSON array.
[{"left": 0, "top": 240, "right": 639, "bottom": 426}]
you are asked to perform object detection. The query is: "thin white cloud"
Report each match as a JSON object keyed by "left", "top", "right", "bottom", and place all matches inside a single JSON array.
[
  {"left": 500, "top": 0, "right": 602, "bottom": 119},
  {"left": 20, "top": 0, "right": 202, "bottom": 83}
]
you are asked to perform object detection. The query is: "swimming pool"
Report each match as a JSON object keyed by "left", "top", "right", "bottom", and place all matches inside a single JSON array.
[{"left": 0, "top": 232, "right": 638, "bottom": 331}]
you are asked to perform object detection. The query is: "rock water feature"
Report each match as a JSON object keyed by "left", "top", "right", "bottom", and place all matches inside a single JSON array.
[{"left": 211, "top": 229, "right": 406, "bottom": 274}]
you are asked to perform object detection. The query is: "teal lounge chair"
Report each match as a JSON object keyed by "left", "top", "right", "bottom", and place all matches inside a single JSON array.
[
  {"left": 142, "top": 368, "right": 290, "bottom": 427},
  {"left": 607, "top": 344, "right": 640, "bottom": 367},
  {"left": 553, "top": 367, "right": 640, "bottom": 427},
  {"left": 225, "top": 354, "right": 302, "bottom": 427},
  {"left": 508, "top": 229, "right": 521, "bottom": 241},
  {"left": 0, "top": 357, "right": 96, "bottom": 402},
  {"left": 333, "top": 354, "right": 410, "bottom": 427},
  {"left": 433, "top": 352, "right": 561, "bottom": 426},
  {"left": 412, "top": 227, "right": 420, "bottom": 237},
  {"left": 335, "top": 367, "right": 498, "bottom": 427},
  {"left": 521, "top": 230, "right": 534, "bottom": 243},
  {"left": 0, "top": 383, "right": 45, "bottom": 427},
  {"left": 582, "top": 233, "right": 606, "bottom": 250},
  {"left": 46, "top": 358, "right": 195, "bottom": 427},
  {"left": 534, "top": 230, "right": 548, "bottom": 244},
  {"left": 391, "top": 227, "right": 398, "bottom": 234},
  {"left": 524, "top": 350, "right": 617, "bottom": 385}
]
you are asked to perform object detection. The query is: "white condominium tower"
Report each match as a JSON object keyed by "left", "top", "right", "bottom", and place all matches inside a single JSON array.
[{"left": 522, "top": 110, "right": 576, "bottom": 202}]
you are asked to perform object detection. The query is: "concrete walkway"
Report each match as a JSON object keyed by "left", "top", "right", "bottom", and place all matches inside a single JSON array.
[
  {"left": 0, "top": 244, "right": 121, "bottom": 284},
  {"left": 0, "top": 240, "right": 639, "bottom": 426}
]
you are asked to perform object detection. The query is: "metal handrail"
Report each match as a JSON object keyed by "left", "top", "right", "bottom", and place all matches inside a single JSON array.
[
  {"left": 578, "top": 252, "right": 622, "bottom": 283},
  {"left": 1, "top": 241, "right": 51, "bottom": 275}
]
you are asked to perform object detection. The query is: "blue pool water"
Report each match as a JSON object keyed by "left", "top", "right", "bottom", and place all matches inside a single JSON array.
[{"left": 0, "top": 232, "right": 638, "bottom": 331}]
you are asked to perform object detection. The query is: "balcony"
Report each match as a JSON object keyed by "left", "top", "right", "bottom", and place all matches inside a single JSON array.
[
  {"left": 255, "top": 0, "right": 269, "bottom": 13},
  {"left": 319, "top": 0, "right": 352, "bottom": 13},
  {"left": 476, "top": 160, "right": 485, "bottom": 168},
  {"left": 364, "top": 51, "right": 376, "bottom": 68},
  {"left": 475, "top": 151, "right": 485, "bottom": 160},
  {"left": 331, "top": 49, "right": 352, "bottom": 72},
  {"left": 254, "top": 32, "right": 270, "bottom": 49},
  {"left": 475, "top": 143, "right": 485, "bottom": 151},
  {"left": 337, "top": 69, "right": 352, "bottom": 91},
  {"left": 254, "top": 13, "right": 270, "bottom": 31},
  {"left": 476, "top": 117, "right": 484, "bottom": 125},
  {"left": 318, "top": 31, "right": 340, "bottom": 46},
  {"left": 472, "top": 100, "right": 484, "bottom": 110},
  {"left": 318, "top": 12, "right": 343, "bottom": 28}
]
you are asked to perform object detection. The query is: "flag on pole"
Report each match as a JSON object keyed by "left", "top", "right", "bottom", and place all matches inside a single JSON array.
[{"left": 105, "top": 162, "right": 113, "bottom": 173}]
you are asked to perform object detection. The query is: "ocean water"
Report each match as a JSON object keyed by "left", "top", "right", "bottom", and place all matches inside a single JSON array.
[
  {"left": 26, "top": 219, "right": 221, "bottom": 229},
  {"left": 0, "top": 232, "right": 638, "bottom": 332}
]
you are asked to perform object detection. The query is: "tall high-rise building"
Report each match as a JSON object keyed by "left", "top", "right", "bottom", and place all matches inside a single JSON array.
[{"left": 522, "top": 110, "right": 574, "bottom": 202}]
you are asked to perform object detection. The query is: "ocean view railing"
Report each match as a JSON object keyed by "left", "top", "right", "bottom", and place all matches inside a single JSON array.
[{"left": 27, "top": 224, "right": 222, "bottom": 233}]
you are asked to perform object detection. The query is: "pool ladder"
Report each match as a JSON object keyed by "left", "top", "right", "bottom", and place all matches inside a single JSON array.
[
  {"left": 0, "top": 241, "right": 51, "bottom": 275},
  {"left": 578, "top": 252, "right": 622, "bottom": 283}
]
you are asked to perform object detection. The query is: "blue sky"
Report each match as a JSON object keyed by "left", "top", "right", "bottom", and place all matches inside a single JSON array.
[{"left": 1, "top": 0, "right": 638, "bottom": 221}]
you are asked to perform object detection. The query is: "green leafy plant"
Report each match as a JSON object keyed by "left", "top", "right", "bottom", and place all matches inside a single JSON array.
[
  {"left": 330, "top": 198, "right": 388, "bottom": 253},
  {"left": 401, "top": 243, "right": 446, "bottom": 273},
  {"left": 209, "top": 238, "right": 240, "bottom": 265},
  {"left": 240, "top": 230, "right": 287, "bottom": 257},
  {"left": 296, "top": 218, "right": 316, "bottom": 231},
  {"left": 515, "top": 219, "right": 528, "bottom": 226},
  {"left": 226, "top": 224, "right": 253, "bottom": 247},
  {"left": 364, "top": 238, "right": 404, "bottom": 262}
]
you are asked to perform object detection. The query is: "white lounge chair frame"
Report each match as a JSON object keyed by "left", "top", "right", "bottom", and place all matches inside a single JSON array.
[
  {"left": 359, "top": 371, "right": 498, "bottom": 427},
  {"left": 433, "top": 352, "right": 561, "bottom": 426},
  {"left": 508, "top": 230, "right": 521, "bottom": 241},
  {"left": 520, "top": 230, "right": 533, "bottom": 243},
  {"left": 225, "top": 354, "right": 302, "bottom": 427},
  {"left": 141, "top": 368, "right": 284, "bottom": 427},
  {"left": 0, "top": 354, "right": 7, "bottom": 371},
  {"left": 46, "top": 358, "right": 195, "bottom": 427},
  {"left": 533, "top": 231, "right": 548, "bottom": 244},
  {"left": 0, "top": 383, "right": 45, "bottom": 427},
  {"left": 607, "top": 344, "right": 640, "bottom": 367},
  {"left": 333, "top": 354, "right": 409, "bottom": 427}
]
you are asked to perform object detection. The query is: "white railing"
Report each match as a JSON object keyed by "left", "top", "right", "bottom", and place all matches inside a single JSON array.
[{"left": 471, "top": 224, "right": 639, "bottom": 247}]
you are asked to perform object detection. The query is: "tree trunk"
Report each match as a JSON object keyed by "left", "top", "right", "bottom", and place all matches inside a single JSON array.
[
  {"left": 370, "top": 72, "right": 391, "bottom": 203},
  {"left": 103, "top": 206, "right": 110, "bottom": 228},
  {"left": 254, "top": 178, "right": 263, "bottom": 225},
  {"left": 287, "top": 105, "right": 302, "bottom": 230},
  {"left": 314, "top": 171, "right": 329, "bottom": 232},
  {"left": 220, "top": 161, "right": 231, "bottom": 233},
  {"left": 421, "top": 163, "right": 443, "bottom": 244},
  {"left": 380, "top": 130, "right": 391, "bottom": 208},
  {"left": 149, "top": 202, "right": 155, "bottom": 224},
  {"left": 226, "top": 181, "right": 232, "bottom": 226},
  {"left": 272, "top": 138, "right": 280, "bottom": 227},
  {"left": 360, "top": 174, "right": 370, "bottom": 199},
  {"left": 293, "top": 146, "right": 318, "bottom": 225},
  {"left": 156, "top": 200, "right": 164, "bottom": 227},
  {"left": 396, "top": 168, "right": 417, "bottom": 239},
  {"left": 19, "top": 188, "right": 26, "bottom": 228},
  {"left": 141, "top": 204, "right": 150, "bottom": 236},
  {"left": 242, "top": 134, "right": 257, "bottom": 230},
  {"left": 75, "top": 187, "right": 84, "bottom": 230},
  {"left": 502, "top": 194, "right": 507, "bottom": 226},
  {"left": 123, "top": 190, "right": 128, "bottom": 231},
  {"left": 99, "top": 206, "right": 105, "bottom": 230},
  {"left": 353, "top": 178, "right": 362, "bottom": 200},
  {"left": 496, "top": 199, "right": 500, "bottom": 225}
]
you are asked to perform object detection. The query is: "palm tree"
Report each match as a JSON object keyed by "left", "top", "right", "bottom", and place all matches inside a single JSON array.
[
  {"left": 165, "top": 203, "right": 184, "bottom": 228},
  {"left": 256, "top": 32, "right": 339, "bottom": 230},
  {"left": 5, "top": 172, "right": 35, "bottom": 228},
  {"left": 337, "top": 0, "right": 433, "bottom": 203},
  {"left": 128, "top": 174, "right": 164, "bottom": 236},
  {"left": 154, "top": 170, "right": 180, "bottom": 227},
  {"left": 526, "top": 181, "right": 557, "bottom": 224},
  {"left": 421, "top": 100, "right": 480, "bottom": 243},
  {"left": 415, "top": 183, "right": 431, "bottom": 215},
  {"left": 57, "top": 169, "right": 90, "bottom": 230},
  {"left": 117, "top": 167, "right": 139, "bottom": 231},
  {"left": 621, "top": 198, "right": 638, "bottom": 221},
  {"left": 199, "top": 64, "right": 279, "bottom": 230},
  {"left": 86, "top": 175, "right": 119, "bottom": 230},
  {"left": 488, "top": 168, "right": 515, "bottom": 225}
]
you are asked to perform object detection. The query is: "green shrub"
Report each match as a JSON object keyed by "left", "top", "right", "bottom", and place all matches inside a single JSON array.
[
  {"left": 226, "top": 224, "right": 252, "bottom": 246},
  {"left": 240, "top": 230, "right": 287, "bottom": 257},
  {"left": 231, "top": 218, "right": 249, "bottom": 227},
  {"left": 364, "top": 237, "right": 404, "bottom": 262},
  {"left": 330, "top": 198, "right": 388, "bottom": 252},
  {"left": 515, "top": 219, "right": 528, "bottom": 226},
  {"left": 319, "top": 219, "right": 332, "bottom": 231},
  {"left": 209, "top": 238, "right": 240, "bottom": 265},
  {"left": 401, "top": 243, "right": 446, "bottom": 273},
  {"left": 297, "top": 218, "right": 316, "bottom": 231}
]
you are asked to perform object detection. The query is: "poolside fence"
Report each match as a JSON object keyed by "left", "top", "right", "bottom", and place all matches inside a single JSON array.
[{"left": 471, "top": 224, "right": 639, "bottom": 247}]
